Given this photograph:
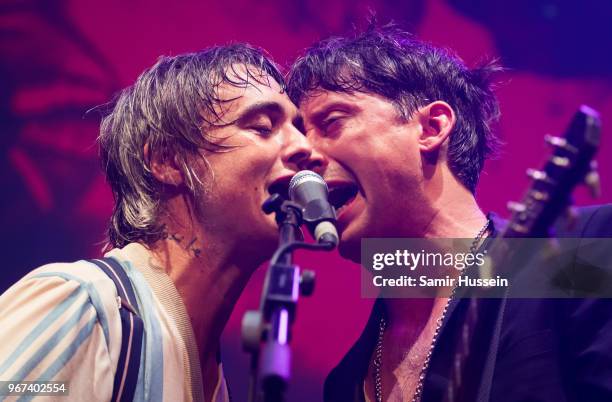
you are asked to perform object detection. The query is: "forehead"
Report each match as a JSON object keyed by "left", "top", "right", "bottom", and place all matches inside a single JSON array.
[
  {"left": 211, "top": 65, "right": 297, "bottom": 123},
  {"left": 299, "top": 89, "right": 397, "bottom": 120}
]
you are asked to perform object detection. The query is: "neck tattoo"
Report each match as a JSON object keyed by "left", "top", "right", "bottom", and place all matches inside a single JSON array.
[
  {"left": 373, "top": 219, "right": 491, "bottom": 402},
  {"left": 166, "top": 230, "right": 203, "bottom": 258}
]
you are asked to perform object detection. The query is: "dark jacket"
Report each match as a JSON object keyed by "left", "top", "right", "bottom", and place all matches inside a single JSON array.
[{"left": 324, "top": 205, "right": 612, "bottom": 402}]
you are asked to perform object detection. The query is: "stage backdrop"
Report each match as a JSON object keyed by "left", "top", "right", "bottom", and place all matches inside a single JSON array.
[{"left": 2, "top": 1, "right": 612, "bottom": 400}]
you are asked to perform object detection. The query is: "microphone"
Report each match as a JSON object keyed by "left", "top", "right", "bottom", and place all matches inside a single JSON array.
[{"left": 289, "top": 170, "right": 339, "bottom": 247}]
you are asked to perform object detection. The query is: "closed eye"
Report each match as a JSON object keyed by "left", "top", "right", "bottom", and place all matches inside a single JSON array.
[
  {"left": 308, "top": 101, "right": 358, "bottom": 137},
  {"left": 245, "top": 114, "right": 275, "bottom": 136},
  {"left": 322, "top": 116, "right": 340, "bottom": 127},
  {"left": 235, "top": 101, "right": 282, "bottom": 136},
  {"left": 250, "top": 125, "right": 272, "bottom": 135},
  {"left": 321, "top": 114, "right": 346, "bottom": 134}
]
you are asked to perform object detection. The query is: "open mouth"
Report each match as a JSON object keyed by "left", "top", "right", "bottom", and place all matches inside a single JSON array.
[
  {"left": 328, "top": 183, "right": 359, "bottom": 214},
  {"left": 268, "top": 177, "right": 291, "bottom": 201}
]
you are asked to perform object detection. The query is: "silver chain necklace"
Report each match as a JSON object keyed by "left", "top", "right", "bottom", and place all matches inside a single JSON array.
[{"left": 373, "top": 219, "right": 491, "bottom": 402}]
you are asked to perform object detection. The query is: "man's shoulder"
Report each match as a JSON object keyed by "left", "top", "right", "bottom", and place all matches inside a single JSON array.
[
  {"left": 2, "top": 258, "right": 123, "bottom": 323},
  {"left": 22, "top": 259, "right": 119, "bottom": 295},
  {"left": 0, "top": 258, "right": 123, "bottom": 399},
  {"left": 490, "top": 203, "right": 612, "bottom": 237},
  {"left": 554, "top": 203, "right": 612, "bottom": 237},
  {"left": 27, "top": 259, "right": 111, "bottom": 278}
]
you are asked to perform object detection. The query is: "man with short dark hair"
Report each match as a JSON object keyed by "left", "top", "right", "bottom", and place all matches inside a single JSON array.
[
  {"left": 0, "top": 44, "right": 317, "bottom": 401},
  {"left": 288, "top": 26, "right": 612, "bottom": 402}
]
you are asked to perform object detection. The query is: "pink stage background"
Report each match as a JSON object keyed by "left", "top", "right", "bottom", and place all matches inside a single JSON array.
[{"left": 2, "top": 1, "right": 612, "bottom": 400}]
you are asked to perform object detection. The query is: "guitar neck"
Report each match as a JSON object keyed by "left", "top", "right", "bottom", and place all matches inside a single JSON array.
[{"left": 444, "top": 106, "right": 601, "bottom": 402}]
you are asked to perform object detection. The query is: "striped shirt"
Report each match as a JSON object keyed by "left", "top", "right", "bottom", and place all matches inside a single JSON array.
[{"left": 0, "top": 243, "right": 229, "bottom": 402}]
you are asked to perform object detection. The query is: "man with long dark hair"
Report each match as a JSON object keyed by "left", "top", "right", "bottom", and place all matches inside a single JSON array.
[
  {"left": 0, "top": 44, "right": 318, "bottom": 401},
  {"left": 287, "top": 25, "right": 612, "bottom": 402}
]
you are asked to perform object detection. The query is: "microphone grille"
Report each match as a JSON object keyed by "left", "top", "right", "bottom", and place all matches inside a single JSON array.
[{"left": 289, "top": 170, "right": 327, "bottom": 200}]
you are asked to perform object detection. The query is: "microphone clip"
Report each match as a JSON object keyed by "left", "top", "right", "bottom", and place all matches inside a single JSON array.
[
  {"left": 300, "top": 198, "right": 336, "bottom": 228},
  {"left": 242, "top": 192, "right": 337, "bottom": 402}
]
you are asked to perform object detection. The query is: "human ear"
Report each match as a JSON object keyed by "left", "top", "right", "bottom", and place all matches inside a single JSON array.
[
  {"left": 417, "top": 101, "right": 456, "bottom": 153},
  {"left": 144, "top": 143, "right": 184, "bottom": 186}
]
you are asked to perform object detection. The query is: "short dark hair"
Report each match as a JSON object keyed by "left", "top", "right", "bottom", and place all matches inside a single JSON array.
[
  {"left": 99, "top": 43, "right": 284, "bottom": 249},
  {"left": 287, "top": 25, "right": 501, "bottom": 193}
]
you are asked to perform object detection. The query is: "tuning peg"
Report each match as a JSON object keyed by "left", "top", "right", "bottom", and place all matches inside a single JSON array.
[
  {"left": 526, "top": 168, "right": 554, "bottom": 185},
  {"left": 530, "top": 190, "right": 549, "bottom": 201},
  {"left": 507, "top": 201, "right": 530, "bottom": 224},
  {"left": 544, "top": 135, "right": 578, "bottom": 154},
  {"left": 551, "top": 156, "right": 570, "bottom": 168},
  {"left": 527, "top": 168, "right": 545, "bottom": 180},
  {"left": 507, "top": 201, "right": 526, "bottom": 213},
  {"left": 509, "top": 223, "right": 529, "bottom": 234},
  {"left": 544, "top": 134, "right": 565, "bottom": 146},
  {"left": 584, "top": 161, "right": 601, "bottom": 198}
]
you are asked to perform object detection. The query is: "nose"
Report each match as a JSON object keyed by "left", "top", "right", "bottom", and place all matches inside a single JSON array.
[{"left": 282, "top": 127, "right": 327, "bottom": 172}]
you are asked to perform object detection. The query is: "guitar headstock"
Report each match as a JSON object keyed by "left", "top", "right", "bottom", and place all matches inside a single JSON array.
[{"left": 504, "top": 105, "right": 601, "bottom": 237}]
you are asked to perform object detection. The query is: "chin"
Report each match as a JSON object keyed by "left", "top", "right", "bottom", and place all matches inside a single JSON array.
[{"left": 335, "top": 216, "right": 374, "bottom": 262}]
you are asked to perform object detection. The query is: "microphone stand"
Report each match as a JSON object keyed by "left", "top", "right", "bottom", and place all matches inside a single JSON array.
[{"left": 242, "top": 194, "right": 334, "bottom": 402}]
